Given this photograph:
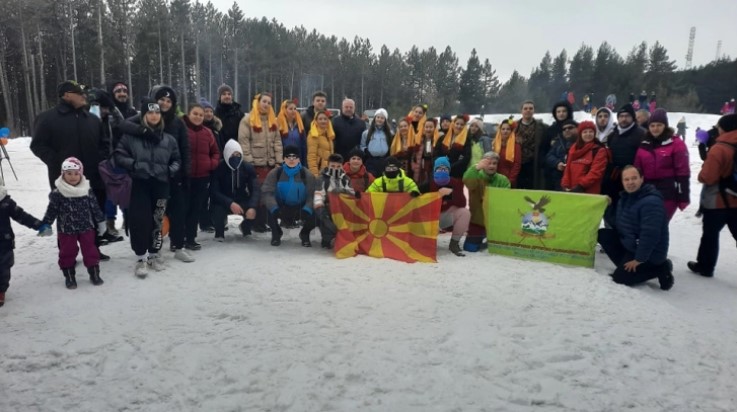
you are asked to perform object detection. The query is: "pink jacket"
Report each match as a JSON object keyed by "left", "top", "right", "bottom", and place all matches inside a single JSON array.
[{"left": 634, "top": 132, "right": 690, "bottom": 203}]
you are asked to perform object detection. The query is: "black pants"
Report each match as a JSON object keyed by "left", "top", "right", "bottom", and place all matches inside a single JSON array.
[
  {"left": 211, "top": 202, "right": 254, "bottom": 238},
  {"left": 269, "top": 206, "right": 317, "bottom": 241},
  {"left": 316, "top": 204, "right": 337, "bottom": 244},
  {"left": 696, "top": 208, "right": 737, "bottom": 273},
  {"left": 199, "top": 196, "right": 214, "bottom": 230},
  {"left": 0, "top": 249, "right": 14, "bottom": 293},
  {"left": 129, "top": 179, "right": 169, "bottom": 256},
  {"left": 516, "top": 161, "right": 535, "bottom": 190},
  {"left": 598, "top": 228, "right": 669, "bottom": 286},
  {"left": 365, "top": 156, "right": 387, "bottom": 179},
  {"left": 185, "top": 177, "right": 210, "bottom": 244},
  {"left": 166, "top": 180, "right": 187, "bottom": 249}
]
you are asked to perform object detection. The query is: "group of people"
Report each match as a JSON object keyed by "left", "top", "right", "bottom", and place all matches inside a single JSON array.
[{"left": 1, "top": 81, "right": 736, "bottom": 309}]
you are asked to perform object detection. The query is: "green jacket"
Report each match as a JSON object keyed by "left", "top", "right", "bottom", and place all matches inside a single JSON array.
[
  {"left": 367, "top": 170, "right": 420, "bottom": 195},
  {"left": 463, "top": 167, "right": 511, "bottom": 226}
]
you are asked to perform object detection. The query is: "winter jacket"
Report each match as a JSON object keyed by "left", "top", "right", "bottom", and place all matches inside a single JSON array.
[
  {"left": 634, "top": 131, "right": 690, "bottom": 203},
  {"left": 0, "top": 187, "right": 43, "bottom": 251},
  {"left": 698, "top": 130, "right": 737, "bottom": 209},
  {"left": 607, "top": 123, "right": 646, "bottom": 170},
  {"left": 98, "top": 107, "right": 141, "bottom": 161},
  {"left": 315, "top": 167, "right": 355, "bottom": 208},
  {"left": 561, "top": 141, "right": 609, "bottom": 194},
  {"left": 210, "top": 160, "right": 260, "bottom": 211},
  {"left": 43, "top": 181, "right": 105, "bottom": 235},
  {"left": 31, "top": 101, "right": 104, "bottom": 190},
  {"left": 301, "top": 105, "right": 321, "bottom": 136},
  {"left": 261, "top": 163, "right": 316, "bottom": 213},
  {"left": 184, "top": 116, "right": 220, "bottom": 178},
  {"left": 615, "top": 184, "right": 669, "bottom": 264},
  {"left": 367, "top": 170, "right": 420, "bottom": 195},
  {"left": 463, "top": 168, "right": 511, "bottom": 226},
  {"left": 342, "top": 163, "right": 375, "bottom": 193},
  {"left": 419, "top": 178, "right": 467, "bottom": 212},
  {"left": 204, "top": 117, "right": 225, "bottom": 156},
  {"left": 539, "top": 101, "right": 573, "bottom": 165},
  {"left": 332, "top": 114, "right": 367, "bottom": 161},
  {"left": 114, "top": 123, "right": 181, "bottom": 183},
  {"left": 434, "top": 136, "right": 473, "bottom": 179},
  {"left": 468, "top": 133, "right": 493, "bottom": 169},
  {"left": 105, "top": 80, "right": 138, "bottom": 120},
  {"left": 595, "top": 107, "right": 616, "bottom": 144},
  {"left": 149, "top": 86, "right": 191, "bottom": 180},
  {"left": 281, "top": 123, "right": 307, "bottom": 165},
  {"left": 238, "top": 113, "right": 283, "bottom": 167},
  {"left": 307, "top": 129, "right": 335, "bottom": 176},
  {"left": 360, "top": 127, "right": 391, "bottom": 158},
  {"left": 215, "top": 102, "right": 245, "bottom": 143},
  {"left": 515, "top": 118, "right": 547, "bottom": 165},
  {"left": 545, "top": 135, "right": 576, "bottom": 191},
  {"left": 496, "top": 142, "right": 523, "bottom": 188}
]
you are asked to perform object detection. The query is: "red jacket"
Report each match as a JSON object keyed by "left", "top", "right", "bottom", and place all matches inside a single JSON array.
[
  {"left": 428, "top": 177, "right": 466, "bottom": 211},
  {"left": 342, "top": 163, "right": 375, "bottom": 192},
  {"left": 497, "top": 142, "right": 522, "bottom": 187},
  {"left": 184, "top": 115, "right": 220, "bottom": 178},
  {"left": 698, "top": 130, "right": 737, "bottom": 209},
  {"left": 561, "top": 141, "right": 609, "bottom": 194}
]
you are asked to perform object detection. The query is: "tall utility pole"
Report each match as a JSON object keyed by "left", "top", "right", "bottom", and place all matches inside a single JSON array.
[
  {"left": 685, "top": 27, "right": 695, "bottom": 70},
  {"left": 716, "top": 40, "right": 722, "bottom": 61}
]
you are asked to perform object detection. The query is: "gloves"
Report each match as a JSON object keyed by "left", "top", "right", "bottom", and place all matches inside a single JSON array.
[
  {"left": 270, "top": 206, "right": 279, "bottom": 215},
  {"left": 37, "top": 224, "right": 53, "bottom": 237},
  {"left": 354, "top": 190, "right": 362, "bottom": 199},
  {"left": 571, "top": 185, "right": 584, "bottom": 193},
  {"left": 678, "top": 202, "right": 689, "bottom": 211},
  {"left": 302, "top": 206, "right": 313, "bottom": 216},
  {"left": 410, "top": 191, "right": 420, "bottom": 198},
  {"left": 695, "top": 129, "right": 710, "bottom": 145},
  {"left": 97, "top": 221, "right": 107, "bottom": 237},
  {"left": 141, "top": 127, "right": 158, "bottom": 140}
]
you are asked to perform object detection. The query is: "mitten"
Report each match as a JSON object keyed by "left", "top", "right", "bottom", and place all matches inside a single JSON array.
[{"left": 37, "top": 224, "right": 53, "bottom": 237}]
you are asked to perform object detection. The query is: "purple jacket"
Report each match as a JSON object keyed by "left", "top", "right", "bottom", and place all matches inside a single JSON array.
[{"left": 633, "top": 132, "right": 690, "bottom": 203}]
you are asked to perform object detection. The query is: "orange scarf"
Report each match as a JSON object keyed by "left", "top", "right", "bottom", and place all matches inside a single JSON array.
[
  {"left": 248, "top": 94, "right": 278, "bottom": 132},
  {"left": 441, "top": 123, "right": 469, "bottom": 151},
  {"left": 309, "top": 118, "right": 336, "bottom": 141},
  {"left": 390, "top": 130, "right": 411, "bottom": 156},
  {"left": 493, "top": 129, "right": 517, "bottom": 162},
  {"left": 277, "top": 100, "right": 304, "bottom": 136},
  {"left": 407, "top": 111, "right": 427, "bottom": 148}
]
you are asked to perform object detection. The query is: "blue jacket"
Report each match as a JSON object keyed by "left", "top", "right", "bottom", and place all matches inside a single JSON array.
[
  {"left": 545, "top": 135, "right": 575, "bottom": 191},
  {"left": 615, "top": 184, "right": 669, "bottom": 264},
  {"left": 261, "top": 163, "right": 316, "bottom": 213},
  {"left": 360, "top": 127, "right": 390, "bottom": 158}
]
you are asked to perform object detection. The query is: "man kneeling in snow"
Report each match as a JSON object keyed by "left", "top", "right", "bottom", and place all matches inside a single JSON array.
[
  {"left": 210, "top": 140, "right": 260, "bottom": 241},
  {"left": 314, "top": 153, "right": 356, "bottom": 249},
  {"left": 597, "top": 165, "right": 674, "bottom": 290}
]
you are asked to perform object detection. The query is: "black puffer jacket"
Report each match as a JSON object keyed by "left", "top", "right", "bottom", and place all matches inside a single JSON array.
[
  {"left": 149, "top": 85, "right": 191, "bottom": 179},
  {"left": 215, "top": 102, "right": 245, "bottom": 143},
  {"left": 114, "top": 122, "right": 181, "bottom": 183},
  {"left": 31, "top": 101, "right": 103, "bottom": 190},
  {"left": 0, "top": 188, "right": 43, "bottom": 250}
]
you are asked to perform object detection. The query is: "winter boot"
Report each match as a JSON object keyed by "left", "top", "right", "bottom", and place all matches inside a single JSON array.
[
  {"left": 0, "top": 291, "right": 5, "bottom": 307},
  {"left": 658, "top": 259, "right": 674, "bottom": 291},
  {"left": 147, "top": 253, "right": 166, "bottom": 271},
  {"left": 299, "top": 230, "right": 312, "bottom": 247},
  {"left": 174, "top": 248, "right": 195, "bottom": 263},
  {"left": 185, "top": 241, "right": 202, "bottom": 251},
  {"left": 687, "top": 261, "right": 713, "bottom": 277},
  {"left": 271, "top": 226, "right": 283, "bottom": 246},
  {"left": 239, "top": 221, "right": 252, "bottom": 237},
  {"left": 88, "top": 265, "right": 104, "bottom": 286},
  {"left": 101, "top": 230, "right": 124, "bottom": 243},
  {"left": 63, "top": 268, "right": 77, "bottom": 290},
  {"left": 99, "top": 249, "right": 111, "bottom": 261},
  {"left": 449, "top": 239, "right": 466, "bottom": 257},
  {"left": 134, "top": 259, "right": 148, "bottom": 279},
  {"left": 106, "top": 219, "right": 120, "bottom": 237}
]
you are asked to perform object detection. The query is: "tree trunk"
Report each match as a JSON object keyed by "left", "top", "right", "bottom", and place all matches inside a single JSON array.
[
  {"left": 36, "top": 25, "right": 46, "bottom": 111},
  {"left": 194, "top": 35, "right": 200, "bottom": 100},
  {"left": 208, "top": 39, "right": 212, "bottom": 102},
  {"left": 180, "top": 31, "right": 187, "bottom": 108},
  {"left": 0, "top": 44, "right": 16, "bottom": 134},
  {"left": 233, "top": 47, "right": 238, "bottom": 101},
  {"left": 69, "top": 1, "right": 77, "bottom": 81},
  {"left": 30, "top": 54, "right": 40, "bottom": 116},
  {"left": 98, "top": 0, "right": 105, "bottom": 84},
  {"left": 19, "top": 16, "right": 35, "bottom": 128},
  {"left": 158, "top": 25, "right": 164, "bottom": 83}
]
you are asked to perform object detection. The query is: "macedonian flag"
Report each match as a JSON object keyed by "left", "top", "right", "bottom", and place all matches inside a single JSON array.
[{"left": 329, "top": 192, "right": 442, "bottom": 263}]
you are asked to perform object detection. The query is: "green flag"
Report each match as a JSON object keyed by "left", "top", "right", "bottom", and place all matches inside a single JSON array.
[{"left": 484, "top": 188, "right": 608, "bottom": 268}]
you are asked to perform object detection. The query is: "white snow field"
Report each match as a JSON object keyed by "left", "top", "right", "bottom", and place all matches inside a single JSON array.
[{"left": 1, "top": 112, "right": 735, "bottom": 412}]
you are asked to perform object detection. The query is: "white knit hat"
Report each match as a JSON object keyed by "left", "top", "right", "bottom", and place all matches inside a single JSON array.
[{"left": 374, "top": 108, "right": 388, "bottom": 121}]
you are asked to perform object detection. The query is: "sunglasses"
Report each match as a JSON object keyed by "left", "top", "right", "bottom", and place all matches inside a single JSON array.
[
  {"left": 284, "top": 154, "right": 299, "bottom": 159},
  {"left": 385, "top": 166, "right": 399, "bottom": 172},
  {"left": 563, "top": 126, "right": 576, "bottom": 131},
  {"left": 147, "top": 103, "right": 161, "bottom": 113}
]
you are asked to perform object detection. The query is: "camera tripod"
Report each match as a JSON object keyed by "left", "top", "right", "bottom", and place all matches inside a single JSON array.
[{"left": 0, "top": 127, "right": 18, "bottom": 181}]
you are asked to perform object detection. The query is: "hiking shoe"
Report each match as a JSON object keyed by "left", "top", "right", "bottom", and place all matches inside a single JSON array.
[
  {"left": 135, "top": 259, "right": 148, "bottom": 278},
  {"left": 99, "top": 251, "right": 111, "bottom": 261},
  {"left": 63, "top": 268, "right": 77, "bottom": 290},
  {"left": 214, "top": 236, "right": 225, "bottom": 243},
  {"left": 101, "top": 231, "right": 124, "bottom": 243},
  {"left": 174, "top": 248, "right": 195, "bottom": 263},
  {"left": 185, "top": 241, "right": 202, "bottom": 251},
  {"left": 147, "top": 254, "right": 166, "bottom": 271},
  {"left": 88, "top": 265, "right": 104, "bottom": 286},
  {"left": 687, "top": 261, "right": 714, "bottom": 277}
]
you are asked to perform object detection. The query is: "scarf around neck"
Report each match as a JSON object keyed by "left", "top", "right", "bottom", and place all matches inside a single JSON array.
[
  {"left": 493, "top": 130, "right": 517, "bottom": 162},
  {"left": 277, "top": 100, "right": 304, "bottom": 136},
  {"left": 248, "top": 94, "right": 278, "bottom": 132},
  {"left": 54, "top": 175, "right": 91, "bottom": 198},
  {"left": 441, "top": 125, "right": 469, "bottom": 151},
  {"left": 309, "top": 119, "right": 336, "bottom": 141}
]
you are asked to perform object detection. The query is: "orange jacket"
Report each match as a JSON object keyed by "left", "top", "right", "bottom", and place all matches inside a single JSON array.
[{"left": 698, "top": 130, "right": 737, "bottom": 209}]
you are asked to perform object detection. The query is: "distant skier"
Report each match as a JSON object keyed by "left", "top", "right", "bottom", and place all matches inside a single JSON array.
[
  {"left": 649, "top": 92, "right": 657, "bottom": 113},
  {"left": 605, "top": 94, "right": 617, "bottom": 110},
  {"left": 676, "top": 117, "right": 687, "bottom": 143},
  {"left": 638, "top": 90, "right": 648, "bottom": 112}
]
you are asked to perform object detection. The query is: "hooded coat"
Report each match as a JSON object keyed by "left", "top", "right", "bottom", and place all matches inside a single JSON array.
[
  {"left": 633, "top": 129, "right": 690, "bottom": 203},
  {"left": 105, "top": 80, "right": 138, "bottom": 119},
  {"left": 0, "top": 187, "right": 44, "bottom": 251},
  {"left": 698, "top": 129, "right": 737, "bottom": 209},
  {"left": 113, "top": 120, "right": 181, "bottom": 183},
  {"left": 561, "top": 140, "right": 609, "bottom": 194},
  {"left": 215, "top": 101, "right": 245, "bottom": 144},
  {"left": 210, "top": 140, "right": 260, "bottom": 210},
  {"left": 595, "top": 107, "right": 616, "bottom": 144},
  {"left": 148, "top": 85, "right": 191, "bottom": 179},
  {"left": 539, "top": 101, "right": 573, "bottom": 164}
]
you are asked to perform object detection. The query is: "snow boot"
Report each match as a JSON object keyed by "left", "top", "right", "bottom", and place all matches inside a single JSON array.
[
  {"left": 239, "top": 221, "right": 252, "bottom": 237},
  {"left": 449, "top": 239, "right": 466, "bottom": 257},
  {"left": 271, "top": 226, "right": 283, "bottom": 246},
  {"left": 174, "top": 248, "right": 195, "bottom": 263},
  {"left": 0, "top": 291, "right": 5, "bottom": 307},
  {"left": 63, "top": 268, "right": 77, "bottom": 290},
  {"left": 687, "top": 261, "right": 713, "bottom": 277},
  {"left": 147, "top": 253, "right": 166, "bottom": 271},
  {"left": 134, "top": 259, "right": 148, "bottom": 278},
  {"left": 88, "top": 265, "right": 104, "bottom": 286},
  {"left": 106, "top": 219, "right": 120, "bottom": 237},
  {"left": 658, "top": 259, "right": 674, "bottom": 291},
  {"left": 299, "top": 230, "right": 312, "bottom": 247},
  {"left": 185, "top": 241, "right": 202, "bottom": 251}
]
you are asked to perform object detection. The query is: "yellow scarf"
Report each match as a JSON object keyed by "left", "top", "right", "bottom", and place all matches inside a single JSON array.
[
  {"left": 441, "top": 123, "right": 469, "bottom": 151},
  {"left": 277, "top": 100, "right": 304, "bottom": 136},
  {"left": 493, "top": 128, "right": 517, "bottom": 162},
  {"left": 309, "top": 118, "right": 336, "bottom": 141},
  {"left": 390, "top": 130, "right": 410, "bottom": 156},
  {"left": 248, "top": 93, "right": 278, "bottom": 132},
  {"left": 407, "top": 111, "right": 427, "bottom": 148}
]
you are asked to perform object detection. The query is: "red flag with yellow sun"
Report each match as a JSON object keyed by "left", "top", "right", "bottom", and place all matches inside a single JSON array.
[{"left": 329, "top": 192, "right": 442, "bottom": 263}]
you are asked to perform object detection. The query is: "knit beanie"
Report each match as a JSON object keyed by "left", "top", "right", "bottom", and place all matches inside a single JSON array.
[
  {"left": 347, "top": 147, "right": 365, "bottom": 161},
  {"left": 718, "top": 114, "right": 737, "bottom": 132},
  {"left": 649, "top": 108, "right": 669, "bottom": 127},
  {"left": 617, "top": 103, "right": 636, "bottom": 119},
  {"left": 577, "top": 121, "right": 596, "bottom": 135},
  {"left": 434, "top": 156, "right": 451, "bottom": 171},
  {"left": 374, "top": 108, "right": 388, "bottom": 120},
  {"left": 217, "top": 84, "right": 233, "bottom": 98},
  {"left": 283, "top": 145, "right": 300, "bottom": 159},
  {"left": 140, "top": 97, "right": 160, "bottom": 116},
  {"left": 384, "top": 156, "right": 401, "bottom": 169},
  {"left": 199, "top": 97, "right": 214, "bottom": 110}
]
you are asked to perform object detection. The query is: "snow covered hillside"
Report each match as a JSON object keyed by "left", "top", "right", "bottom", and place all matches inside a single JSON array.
[{"left": 1, "top": 112, "right": 736, "bottom": 411}]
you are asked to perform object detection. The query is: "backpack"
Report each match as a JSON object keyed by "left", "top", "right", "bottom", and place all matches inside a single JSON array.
[{"left": 717, "top": 142, "right": 737, "bottom": 200}]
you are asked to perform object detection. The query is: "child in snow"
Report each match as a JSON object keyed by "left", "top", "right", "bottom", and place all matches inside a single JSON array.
[
  {"left": 42, "top": 157, "right": 106, "bottom": 289},
  {"left": 314, "top": 153, "right": 356, "bottom": 249},
  {"left": 0, "top": 178, "right": 53, "bottom": 307}
]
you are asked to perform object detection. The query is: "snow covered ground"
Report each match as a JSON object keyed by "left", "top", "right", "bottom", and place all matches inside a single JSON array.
[{"left": 1, "top": 112, "right": 736, "bottom": 411}]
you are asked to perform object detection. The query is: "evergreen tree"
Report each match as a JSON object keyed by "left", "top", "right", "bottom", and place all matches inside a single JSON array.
[
  {"left": 459, "top": 48, "right": 485, "bottom": 113},
  {"left": 527, "top": 51, "right": 552, "bottom": 108},
  {"left": 433, "top": 46, "right": 460, "bottom": 115},
  {"left": 496, "top": 70, "right": 528, "bottom": 112},
  {"left": 568, "top": 44, "right": 594, "bottom": 104},
  {"left": 550, "top": 50, "right": 568, "bottom": 101}
]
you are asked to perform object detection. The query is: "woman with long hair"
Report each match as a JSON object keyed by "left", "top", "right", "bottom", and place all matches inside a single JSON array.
[
  {"left": 360, "top": 108, "right": 392, "bottom": 177},
  {"left": 389, "top": 118, "right": 413, "bottom": 178},
  {"left": 434, "top": 114, "right": 472, "bottom": 178},
  {"left": 492, "top": 118, "right": 522, "bottom": 187},
  {"left": 277, "top": 99, "right": 307, "bottom": 165},
  {"left": 413, "top": 118, "right": 440, "bottom": 184},
  {"left": 307, "top": 110, "right": 336, "bottom": 176}
]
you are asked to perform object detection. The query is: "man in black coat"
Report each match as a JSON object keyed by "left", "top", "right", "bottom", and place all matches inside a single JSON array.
[
  {"left": 602, "top": 103, "right": 646, "bottom": 226},
  {"left": 302, "top": 91, "right": 328, "bottom": 136},
  {"left": 106, "top": 80, "right": 138, "bottom": 119},
  {"left": 214, "top": 83, "right": 245, "bottom": 144},
  {"left": 332, "top": 98, "right": 367, "bottom": 161}
]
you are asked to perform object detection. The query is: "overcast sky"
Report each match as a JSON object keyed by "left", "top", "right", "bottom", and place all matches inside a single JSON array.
[{"left": 209, "top": 0, "right": 737, "bottom": 81}]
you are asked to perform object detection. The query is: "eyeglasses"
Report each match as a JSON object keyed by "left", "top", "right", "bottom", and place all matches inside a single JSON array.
[
  {"left": 113, "top": 87, "right": 128, "bottom": 94},
  {"left": 563, "top": 126, "right": 576, "bottom": 131},
  {"left": 147, "top": 103, "right": 161, "bottom": 113},
  {"left": 284, "top": 154, "right": 299, "bottom": 160},
  {"left": 385, "top": 166, "right": 399, "bottom": 172}
]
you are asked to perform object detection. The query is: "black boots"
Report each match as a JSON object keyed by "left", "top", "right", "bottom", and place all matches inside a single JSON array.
[
  {"left": 449, "top": 239, "right": 466, "bottom": 257},
  {"left": 63, "top": 268, "right": 77, "bottom": 289},
  {"left": 687, "top": 261, "right": 714, "bottom": 277},
  {"left": 299, "top": 230, "right": 312, "bottom": 247},
  {"left": 88, "top": 265, "right": 104, "bottom": 286}
]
